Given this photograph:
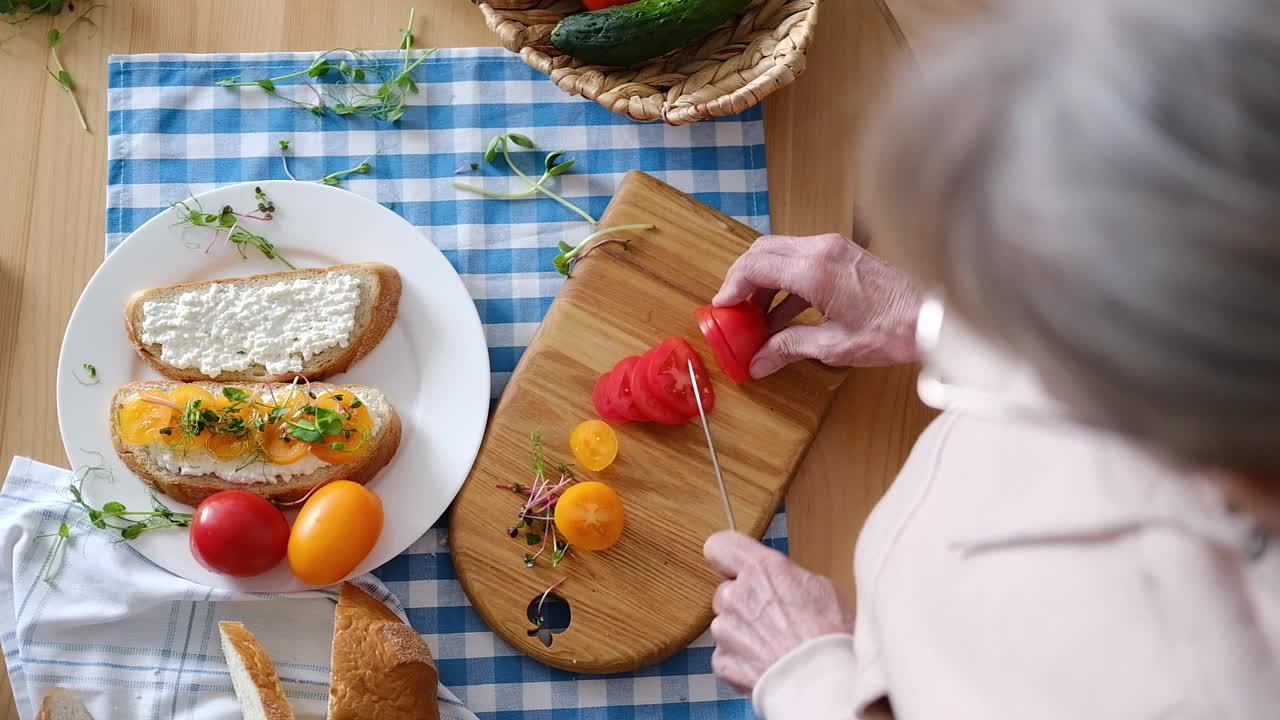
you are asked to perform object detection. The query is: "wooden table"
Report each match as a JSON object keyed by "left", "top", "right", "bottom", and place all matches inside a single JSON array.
[{"left": 0, "top": 0, "right": 982, "bottom": 715}]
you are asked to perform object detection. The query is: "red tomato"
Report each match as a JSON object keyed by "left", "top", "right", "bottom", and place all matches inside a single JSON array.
[
  {"left": 640, "top": 338, "right": 716, "bottom": 419},
  {"left": 605, "top": 356, "right": 645, "bottom": 422},
  {"left": 583, "top": 0, "right": 636, "bottom": 9},
  {"left": 696, "top": 303, "right": 768, "bottom": 384},
  {"left": 190, "top": 491, "right": 290, "bottom": 577},
  {"left": 592, "top": 368, "right": 628, "bottom": 424},
  {"left": 629, "top": 347, "right": 691, "bottom": 425}
]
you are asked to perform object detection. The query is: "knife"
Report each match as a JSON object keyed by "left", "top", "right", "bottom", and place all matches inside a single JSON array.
[{"left": 688, "top": 359, "right": 736, "bottom": 531}]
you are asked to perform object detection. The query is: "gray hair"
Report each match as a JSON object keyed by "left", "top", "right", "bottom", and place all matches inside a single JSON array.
[{"left": 860, "top": 0, "right": 1280, "bottom": 472}]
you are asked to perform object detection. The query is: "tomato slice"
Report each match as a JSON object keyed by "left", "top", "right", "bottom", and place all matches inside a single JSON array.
[
  {"left": 639, "top": 338, "right": 715, "bottom": 420},
  {"left": 696, "top": 306, "right": 748, "bottom": 384},
  {"left": 629, "top": 347, "right": 691, "bottom": 425},
  {"left": 696, "top": 303, "right": 768, "bottom": 384},
  {"left": 593, "top": 368, "right": 629, "bottom": 424},
  {"left": 605, "top": 356, "right": 645, "bottom": 422}
]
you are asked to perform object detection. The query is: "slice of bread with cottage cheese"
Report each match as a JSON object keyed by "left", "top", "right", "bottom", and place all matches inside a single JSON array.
[
  {"left": 110, "top": 380, "right": 401, "bottom": 506},
  {"left": 125, "top": 263, "right": 401, "bottom": 383}
]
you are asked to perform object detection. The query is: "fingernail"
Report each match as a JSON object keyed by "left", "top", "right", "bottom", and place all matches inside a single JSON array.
[{"left": 750, "top": 357, "right": 774, "bottom": 379}]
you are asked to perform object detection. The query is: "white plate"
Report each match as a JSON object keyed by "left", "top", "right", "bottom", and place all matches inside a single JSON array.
[{"left": 56, "top": 180, "right": 490, "bottom": 592}]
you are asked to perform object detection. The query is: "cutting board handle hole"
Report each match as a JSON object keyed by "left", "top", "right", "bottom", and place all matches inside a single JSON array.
[{"left": 527, "top": 592, "right": 571, "bottom": 647}]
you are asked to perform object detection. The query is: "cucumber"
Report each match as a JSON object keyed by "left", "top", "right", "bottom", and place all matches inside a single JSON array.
[{"left": 551, "top": 0, "right": 751, "bottom": 68}]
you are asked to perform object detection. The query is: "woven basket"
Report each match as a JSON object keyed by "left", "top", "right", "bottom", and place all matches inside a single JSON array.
[{"left": 472, "top": 0, "right": 822, "bottom": 125}]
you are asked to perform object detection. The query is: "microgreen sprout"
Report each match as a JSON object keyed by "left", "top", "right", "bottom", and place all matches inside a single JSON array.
[
  {"left": 453, "top": 134, "right": 597, "bottom": 224},
  {"left": 44, "top": 3, "right": 104, "bottom": 132},
  {"left": 500, "top": 431, "right": 576, "bottom": 569},
  {"left": 534, "top": 577, "right": 567, "bottom": 626},
  {"left": 216, "top": 11, "right": 434, "bottom": 124},
  {"left": 552, "top": 224, "right": 654, "bottom": 277},
  {"left": 279, "top": 138, "right": 379, "bottom": 187},
  {"left": 171, "top": 192, "right": 294, "bottom": 269},
  {"left": 72, "top": 362, "right": 98, "bottom": 385},
  {"left": 39, "top": 453, "right": 194, "bottom": 584}
]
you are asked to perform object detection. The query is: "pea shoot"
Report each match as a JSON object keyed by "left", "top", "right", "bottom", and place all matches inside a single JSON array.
[
  {"left": 39, "top": 455, "right": 194, "bottom": 584},
  {"left": 552, "top": 224, "right": 655, "bottom": 277},
  {"left": 453, "top": 133, "right": 597, "bottom": 224},
  {"left": 215, "top": 10, "right": 434, "bottom": 124},
  {"left": 278, "top": 138, "right": 378, "bottom": 187},
  {"left": 44, "top": 3, "right": 104, "bottom": 132}
]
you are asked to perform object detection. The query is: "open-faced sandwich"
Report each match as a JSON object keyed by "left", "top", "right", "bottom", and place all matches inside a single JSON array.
[
  {"left": 110, "top": 381, "right": 400, "bottom": 506},
  {"left": 125, "top": 262, "right": 401, "bottom": 383}
]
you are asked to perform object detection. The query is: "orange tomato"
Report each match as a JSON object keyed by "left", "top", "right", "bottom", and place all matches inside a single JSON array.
[
  {"left": 287, "top": 480, "right": 383, "bottom": 585},
  {"left": 554, "top": 481, "right": 625, "bottom": 551},
  {"left": 308, "top": 390, "right": 375, "bottom": 465},
  {"left": 569, "top": 420, "right": 618, "bottom": 472},
  {"left": 205, "top": 390, "right": 260, "bottom": 460},
  {"left": 116, "top": 393, "right": 177, "bottom": 445},
  {"left": 261, "top": 421, "right": 311, "bottom": 464},
  {"left": 161, "top": 384, "right": 218, "bottom": 451}
]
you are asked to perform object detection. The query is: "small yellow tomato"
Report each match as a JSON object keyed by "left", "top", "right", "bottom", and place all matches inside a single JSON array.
[
  {"left": 569, "top": 420, "right": 618, "bottom": 472},
  {"left": 287, "top": 480, "right": 383, "bottom": 585},
  {"left": 554, "top": 481, "right": 625, "bottom": 551}
]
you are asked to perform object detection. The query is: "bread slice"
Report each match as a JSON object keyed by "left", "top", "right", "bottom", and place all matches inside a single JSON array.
[
  {"left": 124, "top": 263, "right": 401, "bottom": 383},
  {"left": 110, "top": 381, "right": 401, "bottom": 506},
  {"left": 35, "top": 688, "right": 92, "bottom": 720},
  {"left": 218, "top": 621, "right": 296, "bottom": 720},
  {"left": 329, "top": 583, "right": 440, "bottom": 720}
]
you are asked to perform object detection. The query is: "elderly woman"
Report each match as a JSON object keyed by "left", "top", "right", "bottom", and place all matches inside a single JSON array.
[{"left": 702, "top": 1, "right": 1280, "bottom": 718}]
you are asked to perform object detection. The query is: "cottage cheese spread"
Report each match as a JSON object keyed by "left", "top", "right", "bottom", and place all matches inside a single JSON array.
[
  {"left": 139, "top": 274, "right": 363, "bottom": 376},
  {"left": 145, "top": 388, "right": 389, "bottom": 484}
]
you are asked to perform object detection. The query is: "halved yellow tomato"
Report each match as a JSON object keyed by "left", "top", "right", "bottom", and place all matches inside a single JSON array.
[
  {"left": 204, "top": 390, "right": 260, "bottom": 460},
  {"left": 116, "top": 393, "right": 178, "bottom": 445},
  {"left": 308, "top": 389, "right": 375, "bottom": 464},
  {"left": 554, "top": 481, "right": 625, "bottom": 551},
  {"left": 261, "top": 421, "right": 311, "bottom": 464},
  {"left": 160, "top": 384, "right": 218, "bottom": 450},
  {"left": 569, "top": 420, "right": 618, "bottom": 472}
]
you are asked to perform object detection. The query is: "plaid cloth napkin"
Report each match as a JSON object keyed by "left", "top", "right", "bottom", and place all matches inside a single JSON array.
[
  {"left": 0, "top": 458, "right": 478, "bottom": 720},
  {"left": 7, "top": 47, "right": 782, "bottom": 718}
]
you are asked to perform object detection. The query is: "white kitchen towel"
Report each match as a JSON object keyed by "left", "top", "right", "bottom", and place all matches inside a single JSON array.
[{"left": 0, "top": 456, "right": 477, "bottom": 720}]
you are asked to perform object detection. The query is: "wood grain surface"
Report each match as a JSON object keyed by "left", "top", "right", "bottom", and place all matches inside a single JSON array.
[
  {"left": 450, "top": 172, "right": 849, "bottom": 673},
  {"left": 0, "top": 0, "right": 987, "bottom": 715}
]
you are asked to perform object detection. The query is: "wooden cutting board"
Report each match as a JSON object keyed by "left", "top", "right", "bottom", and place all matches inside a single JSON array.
[{"left": 449, "top": 171, "right": 847, "bottom": 674}]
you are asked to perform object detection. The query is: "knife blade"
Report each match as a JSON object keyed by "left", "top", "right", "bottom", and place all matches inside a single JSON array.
[{"left": 688, "top": 358, "right": 736, "bottom": 531}]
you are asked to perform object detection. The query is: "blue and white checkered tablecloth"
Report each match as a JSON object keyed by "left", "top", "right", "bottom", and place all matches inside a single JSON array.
[{"left": 9, "top": 48, "right": 784, "bottom": 719}]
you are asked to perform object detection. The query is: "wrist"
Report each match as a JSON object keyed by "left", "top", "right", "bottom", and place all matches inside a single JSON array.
[{"left": 873, "top": 282, "right": 924, "bottom": 365}]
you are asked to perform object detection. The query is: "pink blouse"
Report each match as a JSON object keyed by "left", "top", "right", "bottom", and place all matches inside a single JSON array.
[{"left": 753, "top": 320, "right": 1280, "bottom": 719}]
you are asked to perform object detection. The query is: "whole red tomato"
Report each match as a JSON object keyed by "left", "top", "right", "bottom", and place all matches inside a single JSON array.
[
  {"left": 696, "top": 303, "right": 769, "bottom": 384},
  {"left": 583, "top": 0, "right": 636, "bottom": 9},
  {"left": 190, "top": 491, "right": 290, "bottom": 577}
]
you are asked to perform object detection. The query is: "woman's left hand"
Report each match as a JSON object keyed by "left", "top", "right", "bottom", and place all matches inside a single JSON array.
[{"left": 704, "top": 531, "right": 855, "bottom": 693}]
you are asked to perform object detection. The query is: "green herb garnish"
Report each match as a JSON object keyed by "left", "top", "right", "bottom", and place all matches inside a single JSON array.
[
  {"left": 42, "top": 3, "right": 103, "bottom": 132},
  {"left": 171, "top": 195, "right": 294, "bottom": 269},
  {"left": 73, "top": 362, "right": 99, "bottom": 385},
  {"left": 552, "top": 224, "right": 655, "bottom": 277},
  {"left": 216, "top": 10, "right": 434, "bottom": 124},
  {"left": 222, "top": 387, "right": 249, "bottom": 403},
  {"left": 454, "top": 134, "right": 596, "bottom": 224},
  {"left": 285, "top": 405, "right": 343, "bottom": 442},
  {"left": 39, "top": 455, "right": 194, "bottom": 584}
]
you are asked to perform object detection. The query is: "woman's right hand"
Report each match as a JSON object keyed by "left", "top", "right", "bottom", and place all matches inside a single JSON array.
[{"left": 714, "top": 233, "right": 923, "bottom": 378}]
